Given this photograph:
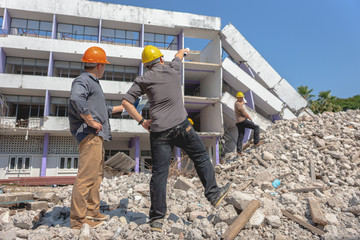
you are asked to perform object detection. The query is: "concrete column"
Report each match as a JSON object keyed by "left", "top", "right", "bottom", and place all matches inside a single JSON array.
[
  {"left": 47, "top": 51, "right": 54, "bottom": 77},
  {"left": 41, "top": 90, "right": 51, "bottom": 177},
  {"left": 51, "top": 14, "right": 57, "bottom": 39},
  {"left": 3, "top": 8, "right": 11, "bottom": 34},
  {"left": 178, "top": 29, "right": 184, "bottom": 50},
  {"left": 243, "top": 90, "right": 255, "bottom": 144},
  {"left": 135, "top": 136, "right": 140, "bottom": 173},
  {"left": 175, "top": 147, "right": 181, "bottom": 170},
  {"left": 0, "top": 47, "right": 6, "bottom": 73},
  {"left": 41, "top": 133, "right": 49, "bottom": 177},
  {"left": 140, "top": 24, "right": 144, "bottom": 47},
  {"left": 215, "top": 137, "right": 220, "bottom": 165},
  {"left": 98, "top": 19, "right": 102, "bottom": 43}
]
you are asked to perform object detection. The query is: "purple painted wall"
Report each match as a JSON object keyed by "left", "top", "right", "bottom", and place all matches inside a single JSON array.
[
  {"left": 51, "top": 14, "right": 57, "bottom": 39},
  {"left": 98, "top": 19, "right": 102, "bottom": 43},
  {"left": 3, "top": 8, "right": 11, "bottom": 34},
  {"left": 0, "top": 47, "right": 6, "bottom": 73},
  {"left": 242, "top": 90, "right": 255, "bottom": 144},
  {"left": 216, "top": 137, "right": 220, "bottom": 165},
  {"left": 272, "top": 114, "right": 281, "bottom": 122},
  {"left": 135, "top": 136, "right": 140, "bottom": 173},
  {"left": 178, "top": 30, "right": 184, "bottom": 50},
  {"left": 140, "top": 24, "right": 144, "bottom": 47},
  {"left": 47, "top": 51, "right": 54, "bottom": 77},
  {"left": 41, "top": 133, "right": 49, "bottom": 177}
]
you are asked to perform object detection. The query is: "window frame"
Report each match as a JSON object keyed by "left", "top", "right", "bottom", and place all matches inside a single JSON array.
[
  {"left": 57, "top": 23, "right": 98, "bottom": 43},
  {"left": 58, "top": 156, "right": 79, "bottom": 173},
  {"left": 144, "top": 32, "right": 178, "bottom": 50},
  {"left": 10, "top": 18, "right": 52, "bottom": 38},
  {"left": 8, "top": 156, "right": 32, "bottom": 172},
  {"left": 5, "top": 56, "right": 49, "bottom": 76},
  {"left": 101, "top": 27, "right": 139, "bottom": 46}
]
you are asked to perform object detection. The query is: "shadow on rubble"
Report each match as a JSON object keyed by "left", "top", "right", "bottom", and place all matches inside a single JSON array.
[{"left": 34, "top": 206, "right": 71, "bottom": 228}]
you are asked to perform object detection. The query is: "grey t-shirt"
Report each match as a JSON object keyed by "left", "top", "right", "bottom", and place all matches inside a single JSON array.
[{"left": 123, "top": 57, "right": 187, "bottom": 132}]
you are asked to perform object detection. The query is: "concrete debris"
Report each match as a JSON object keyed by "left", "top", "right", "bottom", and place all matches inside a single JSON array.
[{"left": 0, "top": 110, "right": 359, "bottom": 239}]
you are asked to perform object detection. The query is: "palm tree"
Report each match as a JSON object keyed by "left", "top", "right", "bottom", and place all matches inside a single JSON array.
[
  {"left": 297, "top": 85, "right": 315, "bottom": 101},
  {"left": 310, "top": 90, "right": 342, "bottom": 114}
]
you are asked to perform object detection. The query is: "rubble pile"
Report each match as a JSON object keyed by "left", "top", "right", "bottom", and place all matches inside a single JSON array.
[{"left": 0, "top": 110, "right": 359, "bottom": 240}]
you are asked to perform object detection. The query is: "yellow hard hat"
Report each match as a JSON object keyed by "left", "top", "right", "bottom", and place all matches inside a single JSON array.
[
  {"left": 142, "top": 45, "right": 164, "bottom": 64},
  {"left": 188, "top": 118, "right": 194, "bottom": 125},
  {"left": 236, "top": 92, "right": 244, "bottom": 98}
]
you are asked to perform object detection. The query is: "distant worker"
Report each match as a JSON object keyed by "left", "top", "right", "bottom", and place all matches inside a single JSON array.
[
  {"left": 234, "top": 91, "right": 263, "bottom": 156},
  {"left": 68, "top": 46, "right": 124, "bottom": 229},
  {"left": 122, "top": 45, "right": 232, "bottom": 232}
]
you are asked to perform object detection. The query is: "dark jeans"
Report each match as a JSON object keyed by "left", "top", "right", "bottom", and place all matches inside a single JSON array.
[
  {"left": 236, "top": 119, "right": 260, "bottom": 153},
  {"left": 149, "top": 119, "right": 219, "bottom": 221}
]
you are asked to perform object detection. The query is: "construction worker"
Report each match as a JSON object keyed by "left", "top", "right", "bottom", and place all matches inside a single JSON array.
[
  {"left": 122, "top": 45, "right": 232, "bottom": 232},
  {"left": 234, "top": 91, "right": 263, "bottom": 156},
  {"left": 68, "top": 46, "right": 124, "bottom": 229}
]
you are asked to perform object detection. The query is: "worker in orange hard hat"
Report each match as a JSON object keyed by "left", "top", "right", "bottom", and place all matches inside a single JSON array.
[
  {"left": 122, "top": 45, "right": 232, "bottom": 232},
  {"left": 234, "top": 91, "right": 264, "bottom": 156},
  {"left": 68, "top": 46, "right": 124, "bottom": 229}
]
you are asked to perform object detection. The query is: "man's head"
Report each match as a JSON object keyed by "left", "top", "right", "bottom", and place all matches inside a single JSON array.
[
  {"left": 142, "top": 45, "right": 164, "bottom": 69},
  {"left": 236, "top": 91, "right": 244, "bottom": 101},
  {"left": 81, "top": 46, "right": 110, "bottom": 78}
]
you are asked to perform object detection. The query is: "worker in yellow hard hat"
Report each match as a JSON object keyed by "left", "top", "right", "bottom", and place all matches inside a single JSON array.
[
  {"left": 122, "top": 45, "right": 231, "bottom": 232},
  {"left": 68, "top": 46, "right": 124, "bottom": 229},
  {"left": 234, "top": 91, "right": 263, "bottom": 156}
]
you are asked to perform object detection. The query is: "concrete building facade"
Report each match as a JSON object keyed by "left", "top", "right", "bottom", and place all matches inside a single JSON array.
[{"left": 0, "top": 0, "right": 308, "bottom": 179}]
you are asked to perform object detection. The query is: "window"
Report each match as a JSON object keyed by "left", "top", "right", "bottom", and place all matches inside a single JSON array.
[
  {"left": 59, "top": 157, "right": 78, "bottom": 170},
  {"left": 8, "top": 156, "right": 31, "bottom": 170},
  {"left": 50, "top": 97, "right": 69, "bottom": 117},
  {"left": 0, "top": 17, "right": 5, "bottom": 36},
  {"left": 104, "top": 150, "right": 130, "bottom": 161},
  {"left": 101, "top": 28, "right": 139, "bottom": 46},
  {"left": 58, "top": 23, "right": 98, "bottom": 42},
  {"left": 10, "top": 18, "right": 52, "bottom": 38},
  {"left": 141, "top": 108, "right": 151, "bottom": 120},
  {"left": 144, "top": 33, "right": 178, "bottom": 50},
  {"left": 53, "top": 61, "right": 83, "bottom": 78},
  {"left": 5, "top": 57, "right": 48, "bottom": 76},
  {"left": 3, "top": 95, "right": 44, "bottom": 125},
  {"left": 103, "top": 65, "right": 138, "bottom": 82}
]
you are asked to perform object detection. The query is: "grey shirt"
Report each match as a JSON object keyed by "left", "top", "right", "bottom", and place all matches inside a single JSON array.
[
  {"left": 123, "top": 57, "right": 187, "bottom": 132},
  {"left": 69, "top": 72, "right": 113, "bottom": 144}
]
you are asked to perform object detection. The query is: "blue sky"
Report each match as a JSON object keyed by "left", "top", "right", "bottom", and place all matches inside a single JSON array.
[{"left": 95, "top": 0, "right": 360, "bottom": 99}]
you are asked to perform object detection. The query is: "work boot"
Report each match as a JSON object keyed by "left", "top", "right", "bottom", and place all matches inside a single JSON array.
[
  {"left": 71, "top": 218, "right": 105, "bottom": 229},
  {"left": 150, "top": 219, "right": 163, "bottom": 232},
  {"left": 254, "top": 140, "right": 264, "bottom": 147},
  {"left": 237, "top": 152, "right": 245, "bottom": 156},
  {"left": 86, "top": 212, "right": 110, "bottom": 221},
  {"left": 210, "top": 182, "right": 232, "bottom": 207}
]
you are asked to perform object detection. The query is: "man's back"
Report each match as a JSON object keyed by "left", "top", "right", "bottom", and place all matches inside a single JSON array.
[{"left": 124, "top": 57, "right": 187, "bottom": 132}]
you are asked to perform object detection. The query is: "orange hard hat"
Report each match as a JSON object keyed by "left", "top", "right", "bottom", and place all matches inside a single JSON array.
[{"left": 81, "top": 46, "right": 110, "bottom": 64}]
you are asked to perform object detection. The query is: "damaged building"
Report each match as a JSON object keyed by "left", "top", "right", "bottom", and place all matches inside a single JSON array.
[{"left": 0, "top": 0, "right": 308, "bottom": 179}]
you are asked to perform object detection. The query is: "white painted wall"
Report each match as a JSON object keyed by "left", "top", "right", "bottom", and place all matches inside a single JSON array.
[
  {"left": 0, "top": 154, "right": 42, "bottom": 179},
  {"left": 200, "top": 101, "right": 222, "bottom": 133},
  {"left": 1, "top": 0, "right": 221, "bottom": 31},
  {"left": 199, "top": 36, "right": 222, "bottom": 64},
  {"left": 200, "top": 68, "right": 221, "bottom": 98}
]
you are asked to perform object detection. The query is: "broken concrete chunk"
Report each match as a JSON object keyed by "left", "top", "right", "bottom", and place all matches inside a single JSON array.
[
  {"left": 252, "top": 170, "right": 275, "bottom": 187},
  {"left": 0, "top": 192, "right": 34, "bottom": 205},
  {"left": 265, "top": 215, "right": 281, "bottom": 228},
  {"left": 33, "top": 192, "right": 60, "bottom": 205},
  {"left": 225, "top": 191, "right": 256, "bottom": 211},
  {"left": 27, "top": 201, "right": 49, "bottom": 211},
  {"left": 262, "top": 151, "right": 275, "bottom": 161},
  {"left": 174, "top": 176, "right": 197, "bottom": 191}
]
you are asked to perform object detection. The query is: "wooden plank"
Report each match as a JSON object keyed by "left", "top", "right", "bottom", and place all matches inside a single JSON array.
[
  {"left": 288, "top": 187, "right": 324, "bottom": 193},
  {"left": 238, "top": 180, "right": 253, "bottom": 191},
  {"left": 308, "top": 197, "right": 328, "bottom": 226},
  {"left": 316, "top": 145, "right": 333, "bottom": 151},
  {"left": 277, "top": 172, "right": 292, "bottom": 180},
  {"left": 281, "top": 210, "right": 325, "bottom": 236},
  {"left": 310, "top": 159, "right": 316, "bottom": 182},
  {"left": 221, "top": 200, "right": 260, "bottom": 240}
]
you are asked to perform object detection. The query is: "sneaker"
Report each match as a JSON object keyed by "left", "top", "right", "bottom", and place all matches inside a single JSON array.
[
  {"left": 237, "top": 152, "right": 245, "bottom": 156},
  {"left": 210, "top": 182, "right": 232, "bottom": 207},
  {"left": 71, "top": 218, "right": 105, "bottom": 229},
  {"left": 86, "top": 212, "right": 110, "bottom": 221},
  {"left": 150, "top": 219, "right": 163, "bottom": 232},
  {"left": 254, "top": 140, "right": 264, "bottom": 147}
]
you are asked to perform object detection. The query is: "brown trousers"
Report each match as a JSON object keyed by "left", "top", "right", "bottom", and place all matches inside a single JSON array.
[{"left": 70, "top": 134, "right": 104, "bottom": 227}]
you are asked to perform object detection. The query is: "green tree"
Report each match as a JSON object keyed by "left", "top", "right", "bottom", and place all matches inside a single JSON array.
[
  {"left": 297, "top": 85, "right": 315, "bottom": 101},
  {"left": 310, "top": 90, "right": 342, "bottom": 114},
  {"left": 334, "top": 95, "right": 360, "bottom": 110}
]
